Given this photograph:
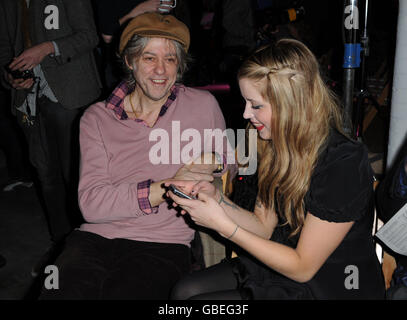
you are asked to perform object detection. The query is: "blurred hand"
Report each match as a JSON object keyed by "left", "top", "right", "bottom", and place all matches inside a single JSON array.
[
  {"left": 190, "top": 180, "right": 218, "bottom": 199},
  {"left": 164, "top": 180, "right": 199, "bottom": 196},
  {"left": 5, "top": 72, "right": 34, "bottom": 90},
  {"left": 101, "top": 34, "right": 113, "bottom": 44},
  {"left": 171, "top": 164, "right": 214, "bottom": 188},
  {"left": 164, "top": 179, "right": 218, "bottom": 198},
  {"left": 128, "top": 0, "right": 161, "bottom": 18},
  {"left": 187, "top": 152, "right": 219, "bottom": 175},
  {"left": 8, "top": 42, "right": 54, "bottom": 71}
]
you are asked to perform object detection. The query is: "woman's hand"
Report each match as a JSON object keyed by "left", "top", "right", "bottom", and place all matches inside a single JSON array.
[
  {"left": 8, "top": 42, "right": 54, "bottom": 71},
  {"left": 164, "top": 180, "right": 218, "bottom": 199},
  {"left": 164, "top": 180, "right": 198, "bottom": 197},
  {"left": 167, "top": 190, "right": 236, "bottom": 238}
]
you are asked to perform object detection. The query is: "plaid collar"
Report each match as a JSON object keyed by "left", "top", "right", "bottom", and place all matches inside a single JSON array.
[{"left": 106, "top": 81, "right": 179, "bottom": 123}]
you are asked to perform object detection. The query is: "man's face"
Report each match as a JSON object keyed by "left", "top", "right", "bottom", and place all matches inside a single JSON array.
[{"left": 128, "top": 38, "right": 178, "bottom": 102}]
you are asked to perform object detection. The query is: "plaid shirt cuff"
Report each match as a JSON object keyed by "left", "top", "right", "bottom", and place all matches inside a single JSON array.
[{"left": 137, "top": 179, "right": 159, "bottom": 215}]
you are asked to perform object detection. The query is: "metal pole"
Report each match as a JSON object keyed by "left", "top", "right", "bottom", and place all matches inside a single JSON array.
[
  {"left": 342, "top": 0, "right": 361, "bottom": 137},
  {"left": 354, "top": 0, "right": 369, "bottom": 137},
  {"left": 343, "top": 68, "right": 355, "bottom": 134}
]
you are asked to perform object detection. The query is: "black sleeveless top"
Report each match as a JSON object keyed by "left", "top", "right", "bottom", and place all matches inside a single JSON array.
[{"left": 234, "top": 130, "right": 385, "bottom": 299}]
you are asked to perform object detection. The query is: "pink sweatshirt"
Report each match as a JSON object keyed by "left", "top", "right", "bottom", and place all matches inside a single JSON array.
[{"left": 78, "top": 86, "right": 229, "bottom": 247}]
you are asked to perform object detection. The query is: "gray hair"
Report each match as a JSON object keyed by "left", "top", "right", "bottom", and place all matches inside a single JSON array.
[{"left": 121, "top": 35, "right": 190, "bottom": 90}]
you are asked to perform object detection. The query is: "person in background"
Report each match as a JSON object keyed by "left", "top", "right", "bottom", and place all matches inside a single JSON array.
[
  {"left": 168, "top": 39, "right": 385, "bottom": 300},
  {"left": 376, "top": 140, "right": 407, "bottom": 299},
  {"left": 0, "top": 0, "right": 102, "bottom": 276},
  {"left": 0, "top": 88, "right": 32, "bottom": 192}
]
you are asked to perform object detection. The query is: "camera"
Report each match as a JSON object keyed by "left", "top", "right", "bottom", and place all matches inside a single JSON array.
[{"left": 5, "top": 65, "right": 34, "bottom": 80}]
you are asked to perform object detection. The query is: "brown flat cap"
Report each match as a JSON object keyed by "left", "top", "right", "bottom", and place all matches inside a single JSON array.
[{"left": 119, "top": 13, "right": 190, "bottom": 54}]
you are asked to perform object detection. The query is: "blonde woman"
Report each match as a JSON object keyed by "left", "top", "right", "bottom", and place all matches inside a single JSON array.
[{"left": 167, "top": 39, "right": 385, "bottom": 300}]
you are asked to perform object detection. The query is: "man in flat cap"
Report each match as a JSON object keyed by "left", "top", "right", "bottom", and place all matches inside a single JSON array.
[{"left": 40, "top": 12, "right": 232, "bottom": 299}]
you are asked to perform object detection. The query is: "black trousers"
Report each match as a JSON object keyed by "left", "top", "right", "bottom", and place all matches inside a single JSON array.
[
  {"left": 0, "top": 89, "right": 30, "bottom": 181},
  {"left": 16, "top": 97, "right": 81, "bottom": 242},
  {"left": 39, "top": 230, "right": 191, "bottom": 300},
  {"left": 171, "top": 259, "right": 244, "bottom": 300}
]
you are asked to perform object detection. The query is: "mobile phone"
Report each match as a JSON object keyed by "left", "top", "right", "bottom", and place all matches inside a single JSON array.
[
  {"left": 169, "top": 184, "right": 196, "bottom": 200},
  {"left": 5, "top": 65, "right": 34, "bottom": 80}
]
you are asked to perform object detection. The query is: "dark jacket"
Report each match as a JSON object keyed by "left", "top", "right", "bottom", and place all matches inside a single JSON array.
[{"left": 0, "top": 0, "right": 102, "bottom": 110}]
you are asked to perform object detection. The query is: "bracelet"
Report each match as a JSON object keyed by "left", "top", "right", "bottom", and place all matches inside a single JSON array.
[
  {"left": 227, "top": 225, "right": 239, "bottom": 240},
  {"left": 212, "top": 152, "right": 224, "bottom": 173}
]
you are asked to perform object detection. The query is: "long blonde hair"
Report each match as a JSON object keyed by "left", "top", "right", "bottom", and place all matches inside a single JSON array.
[{"left": 238, "top": 39, "right": 344, "bottom": 236}]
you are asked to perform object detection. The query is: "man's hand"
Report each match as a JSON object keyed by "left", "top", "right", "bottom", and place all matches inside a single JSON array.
[
  {"left": 119, "top": 0, "right": 160, "bottom": 26},
  {"left": 172, "top": 164, "right": 214, "bottom": 183},
  {"left": 131, "top": 0, "right": 161, "bottom": 17},
  {"left": 148, "top": 165, "right": 214, "bottom": 208},
  {"left": 8, "top": 42, "right": 54, "bottom": 72},
  {"left": 164, "top": 180, "right": 218, "bottom": 200},
  {"left": 4, "top": 71, "right": 34, "bottom": 90},
  {"left": 167, "top": 152, "right": 221, "bottom": 193},
  {"left": 188, "top": 152, "right": 220, "bottom": 175}
]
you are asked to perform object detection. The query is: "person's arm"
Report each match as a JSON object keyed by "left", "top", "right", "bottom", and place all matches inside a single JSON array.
[
  {"left": 0, "top": 2, "right": 54, "bottom": 84},
  {"left": 78, "top": 110, "right": 147, "bottom": 223},
  {"left": 230, "top": 212, "right": 354, "bottom": 283},
  {"left": 50, "top": 0, "right": 99, "bottom": 65},
  {"left": 217, "top": 192, "right": 278, "bottom": 239},
  {"left": 118, "top": 0, "right": 161, "bottom": 26},
  {"left": 7, "top": 41, "right": 54, "bottom": 71},
  {"left": 4, "top": 73, "right": 34, "bottom": 90},
  {"left": 148, "top": 165, "right": 215, "bottom": 208},
  {"left": 78, "top": 109, "right": 215, "bottom": 223},
  {"left": 169, "top": 191, "right": 353, "bottom": 283},
  {"left": 99, "top": 0, "right": 161, "bottom": 42},
  {"left": 169, "top": 141, "right": 370, "bottom": 283},
  {"left": 201, "top": 92, "right": 238, "bottom": 178},
  {"left": 167, "top": 180, "right": 277, "bottom": 239}
]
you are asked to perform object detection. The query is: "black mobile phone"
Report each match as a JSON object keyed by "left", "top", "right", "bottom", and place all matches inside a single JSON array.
[
  {"left": 169, "top": 184, "right": 197, "bottom": 200},
  {"left": 5, "top": 65, "right": 34, "bottom": 80}
]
